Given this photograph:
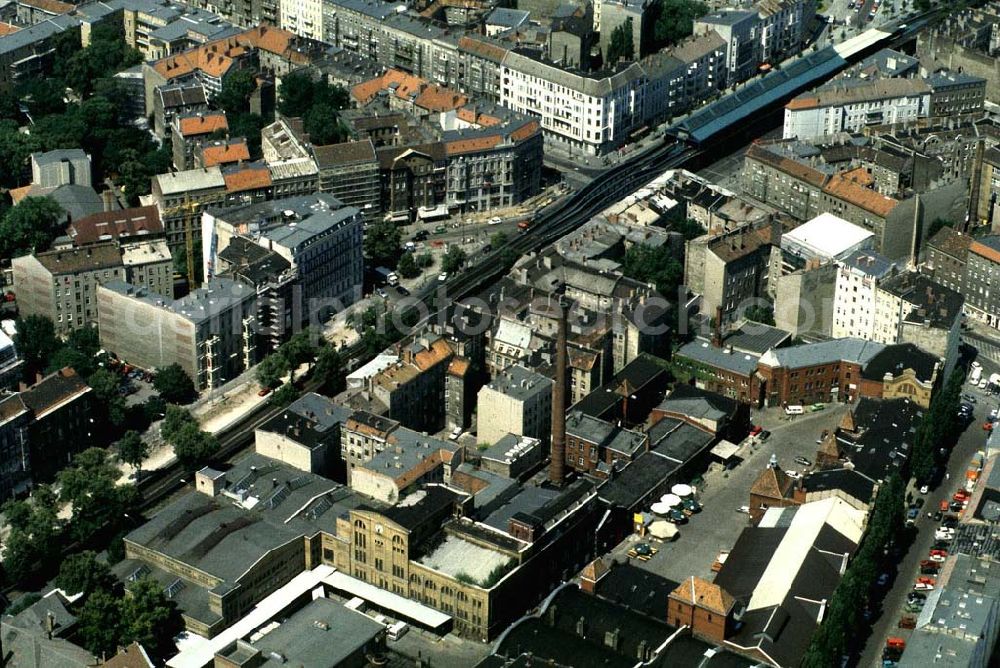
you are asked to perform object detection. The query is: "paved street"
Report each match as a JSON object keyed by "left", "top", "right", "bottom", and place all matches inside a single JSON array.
[
  {"left": 608, "top": 404, "right": 849, "bottom": 585},
  {"left": 857, "top": 371, "right": 995, "bottom": 667}
]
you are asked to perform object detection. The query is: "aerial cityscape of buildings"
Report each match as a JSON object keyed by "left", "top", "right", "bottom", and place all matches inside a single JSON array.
[{"left": 0, "top": 0, "right": 1000, "bottom": 666}]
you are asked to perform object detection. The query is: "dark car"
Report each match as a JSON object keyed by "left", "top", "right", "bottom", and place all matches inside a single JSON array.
[
  {"left": 908, "top": 592, "right": 927, "bottom": 602},
  {"left": 932, "top": 511, "right": 943, "bottom": 522},
  {"left": 396, "top": 286, "right": 410, "bottom": 296},
  {"left": 915, "top": 497, "right": 925, "bottom": 509},
  {"left": 412, "top": 230, "right": 429, "bottom": 242},
  {"left": 758, "top": 430, "right": 771, "bottom": 441}
]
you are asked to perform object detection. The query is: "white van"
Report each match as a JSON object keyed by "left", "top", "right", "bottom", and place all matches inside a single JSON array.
[
  {"left": 785, "top": 405, "right": 804, "bottom": 415},
  {"left": 387, "top": 621, "right": 409, "bottom": 641}
]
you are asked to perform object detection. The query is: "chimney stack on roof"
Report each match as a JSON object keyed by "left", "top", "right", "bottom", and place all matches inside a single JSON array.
[{"left": 549, "top": 295, "right": 568, "bottom": 486}]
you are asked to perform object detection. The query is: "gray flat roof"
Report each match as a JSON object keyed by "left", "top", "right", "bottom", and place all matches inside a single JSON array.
[
  {"left": 759, "top": 337, "right": 884, "bottom": 369},
  {"left": 677, "top": 339, "right": 760, "bottom": 376},
  {"left": 0, "top": 14, "right": 79, "bottom": 56},
  {"left": 482, "top": 365, "right": 552, "bottom": 402},
  {"left": 253, "top": 598, "right": 384, "bottom": 667}
]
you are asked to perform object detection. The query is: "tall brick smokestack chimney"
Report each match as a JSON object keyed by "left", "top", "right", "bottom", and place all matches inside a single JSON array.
[{"left": 549, "top": 296, "right": 568, "bottom": 486}]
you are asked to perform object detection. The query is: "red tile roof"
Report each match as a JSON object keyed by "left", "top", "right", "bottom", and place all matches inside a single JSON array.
[
  {"left": 200, "top": 140, "right": 250, "bottom": 167},
  {"left": 178, "top": 113, "right": 228, "bottom": 137},
  {"left": 351, "top": 69, "right": 467, "bottom": 113},
  {"left": 224, "top": 167, "right": 272, "bottom": 193},
  {"left": 823, "top": 174, "right": 898, "bottom": 218}
]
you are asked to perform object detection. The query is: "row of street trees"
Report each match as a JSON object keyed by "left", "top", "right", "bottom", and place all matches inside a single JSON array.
[
  {"left": 801, "top": 474, "right": 905, "bottom": 666},
  {"left": 2, "top": 448, "right": 137, "bottom": 587}
]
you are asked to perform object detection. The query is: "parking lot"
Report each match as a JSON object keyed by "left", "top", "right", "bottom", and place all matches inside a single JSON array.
[{"left": 608, "top": 404, "right": 850, "bottom": 585}]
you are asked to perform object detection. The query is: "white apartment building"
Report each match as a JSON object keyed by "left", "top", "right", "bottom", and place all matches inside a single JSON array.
[
  {"left": 783, "top": 78, "right": 931, "bottom": 141},
  {"left": 280, "top": 0, "right": 322, "bottom": 40},
  {"left": 476, "top": 365, "right": 553, "bottom": 447},
  {"left": 831, "top": 249, "right": 895, "bottom": 340},
  {"left": 500, "top": 51, "right": 646, "bottom": 156}
]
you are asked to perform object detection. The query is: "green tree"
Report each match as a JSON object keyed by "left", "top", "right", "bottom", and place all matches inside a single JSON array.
[
  {"left": 256, "top": 352, "right": 287, "bottom": 389},
  {"left": 143, "top": 395, "right": 167, "bottom": 423},
  {"left": 117, "top": 430, "right": 148, "bottom": 476},
  {"left": 47, "top": 346, "right": 97, "bottom": 379},
  {"left": 304, "top": 103, "right": 349, "bottom": 145},
  {"left": 55, "top": 551, "right": 114, "bottom": 596},
  {"left": 0, "top": 120, "right": 41, "bottom": 188},
  {"left": 673, "top": 218, "right": 705, "bottom": 240},
  {"left": 397, "top": 251, "right": 420, "bottom": 278},
  {"left": 649, "top": 0, "right": 708, "bottom": 51},
  {"left": 621, "top": 243, "right": 683, "bottom": 297},
  {"left": 313, "top": 345, "right": 345, "bottom": 395},
  {"left": 58, "top": 447, "right": 119, "bottom": 505},
  {"left": 170, "top": 421, "right": 219, "bottom": 468},
  {"left": 14, "top": 315, "right": 60, "bottom": 380},
  {"left": 153, "top": 363, "right": 196, "bottom": 404},
  {"left": 279, "top": 330, "right": 316, "bottom": 377},
  {"left": 415, "top": 252, "right": 434, "bottom": 269},
  {"left": 2, "top": 485, "right": 62, "bottom": 585},
  {"left": 88, "top": 368, "right": 127, "bottom": 428},
  {"left": 607, "top": 18, "right": 635, "bottom": 64},
  {"left": 743, "top": 303, "right": 776, "bottom": 326},
  {"left": 277, "top": 70, "right": 319, "bottom": 117},
  {"left": 441, "top": 245, "right": 468, "bottom": 274},
  {"left": 161, "top": 405, "right": 196, "bottom": 442},
  {"left": 121, "top": 577, "right": 184, "bottom": 659},
  {"left": 78, "top": 589, "right": 125, "bottom": 657},
  {"left": 269, "top": 382, "right": 299, "bottom": 408},
  {"left": 0, "top": 196, "right": 66, "bottom": 259},
  {"left": 364, "top": 218, "right": 402, "bottom": 269},
  {"left": 490, "top": 231, "right": 509, "bottom": 248},
  {"left": 214, "top": 68, "right": 257, "bottom": 115}
]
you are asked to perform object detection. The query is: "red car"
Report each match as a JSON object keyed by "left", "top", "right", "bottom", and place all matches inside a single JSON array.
[
  {"left": 928, "top": 550, "right": 948, "bottom": 562},
  {"left": 984, "top": 421, "right": 994, "bottom": 431},
  {"left": 954, "top": 490, "right": 970, "bottom": 501},
  {"left": 919, "top": 560, "right": 940, "bottom": 570},
  {"left": 258, "top": 387, "right": 272, "bottom": 397},
  {"left": 749, "top": 425, "right": 763, "bottom": 437}
]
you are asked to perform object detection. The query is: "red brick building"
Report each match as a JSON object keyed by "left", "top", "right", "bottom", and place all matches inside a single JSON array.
[{"left": 668, "top": 576, "right": 736, "bottom": 644}]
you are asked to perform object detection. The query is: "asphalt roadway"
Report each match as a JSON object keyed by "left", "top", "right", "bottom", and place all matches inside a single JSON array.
[{"left": 856, "top": 376, "right": 995, "bottom": 667}]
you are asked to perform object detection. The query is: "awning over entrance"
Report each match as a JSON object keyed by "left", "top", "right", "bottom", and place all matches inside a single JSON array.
[{"left": 710, "top": 440, "right": 740, "bottom": 461}]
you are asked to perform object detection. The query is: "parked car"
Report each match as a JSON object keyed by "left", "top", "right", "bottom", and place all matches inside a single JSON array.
[
  {"left": 749, "top": 425, "right": 763, "bottom": 437},
  {"left": 412, "top": 230, "right": 429, "bottom": 241},
  {"left": 786, "top": 470, "right": 802, "bottom": 480},
  {"left": 907, "top": 592, "right": 927, "bottom": 602},
  {"left": 877, "top": 573, "right": 890, "bottom": 587},
  {"left": 919, "top": 484, "right": 929, "bottom": 494},
  {"left": 810, "top": 403, "right": 825, "bottom": 412},
  {"left": 258, "top": 387, "right": 272, "bottom": 397},
  {"left": 898, "top": 615, "right": 916, "bottom": 629},
  {"left": 795, "top": 456, "right": 812, "bottom": 467},
  {"left": 758, "top": 430, "right": 771, "bottom": 441},
  {"left": 932, "top": 511, "right": 943, "bottom": 522},
  {"left": 438, "top": 272, "right": 448, "bottom": 282},
  {"left": 397, "top": 286, "right": 410, "bottom": 296},
  {"left": 913, "top": 581, "right": 935, "bottom": 591},
  {"left": 737, "top": 505, "right": 750, "bottom": 514},
  {"left": 448, "top": 427, "right": 462, "bottom": 441},
  {"left": 962, "top": 393, "right": 977, "bottom": 403}
]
